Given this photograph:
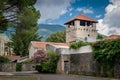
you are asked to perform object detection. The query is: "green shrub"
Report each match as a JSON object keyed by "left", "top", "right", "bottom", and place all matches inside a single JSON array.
[
  {"left": 92, "top": 38, "right": 120, "bottom": 77},
  {"left": 35, "top": 50, "right": 60, "bottom": 73},
  {"left": 35, "top": 64, "right": 42, "bottom": 72},
  {"left": 70, "top": 41, "right": 90, "bottom": 49},
  {"left": 16, "top": 63, "right": 22, "bottom": 71},
  {"left": 0, "top": 56, "right": 9, "bottom": 63}
]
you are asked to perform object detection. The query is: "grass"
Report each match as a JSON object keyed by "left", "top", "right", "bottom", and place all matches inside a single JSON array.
[{"left": 0, "top": 76, "right": 37, "bottom": 80}]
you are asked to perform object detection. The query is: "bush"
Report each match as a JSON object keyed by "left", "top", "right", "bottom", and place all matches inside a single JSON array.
[
  {"left": 0, "top": 56, "right": 10, "bottom": 63},
  {"left": 70, "top": 41, "right": 90, "bottom": 49},
  {"left": 35, "top": 64, "right": 42, "bottom": 72},
  {"left": 16, "top": 63, "right": 22, "bottom": 71},
  {"left": 35, "top": 50, "right": 60, "bottom": 73},
  {"left": 92, "top": 38, "right": 120, "bottom": 77}
]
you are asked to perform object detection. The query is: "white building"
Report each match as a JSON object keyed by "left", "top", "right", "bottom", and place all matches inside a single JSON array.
[{"left": 0, "top": 33, "right": 11, "bottom": 56}]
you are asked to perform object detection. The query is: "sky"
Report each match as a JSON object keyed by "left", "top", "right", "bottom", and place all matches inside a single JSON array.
[{"left": 35, "top": 0, "right": 120, "bottom": 36}]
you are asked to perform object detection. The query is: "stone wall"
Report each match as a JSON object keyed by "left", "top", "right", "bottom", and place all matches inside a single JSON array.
[
  {"left": 70, "top": 53, "right": 120, "bottom": 77},
  {"left": 0, "top": 63, "right": 36, "bottom": 72},
  {"left": 22, "top": 63, "right": 36, "bottom": 71},
  {"left": 0, "top": 63, "right": 16, "bottom": 72},
  {"left": 70, "top": 53, "right": 97, "bottom": 75}
]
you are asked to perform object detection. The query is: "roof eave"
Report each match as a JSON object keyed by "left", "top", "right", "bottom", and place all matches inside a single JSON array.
[{"left": 64, "top": 19, "right": 98, "bottom": 25}]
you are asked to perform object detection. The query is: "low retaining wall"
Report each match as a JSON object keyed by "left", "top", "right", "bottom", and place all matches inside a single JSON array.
[{"left": 0, "top": 63, "right": 36, "bottom": 72}]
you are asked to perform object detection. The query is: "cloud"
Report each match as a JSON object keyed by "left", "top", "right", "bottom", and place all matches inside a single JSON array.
[
  {"left": 69, "top": 8, "right": 73, "bottom": 12},
  {"left": 35, "top": 0, "right": 74, "bottom": 23},
  {"left": 60, "top": 9, "right": 68, "bottom": 15},
  {"left": 69, "top": 13, "right": 72, "bottom": 16},
  {"left": 95, "top": 14, "right": 102, "bottom": 18},
  {"left": 97, "top": 19, "right": 109, "bottom": 35},
  {"left": 76, "top": 7, "right": 93, "bottom": 14},
  {"left": 97, "top": 0, "right": 120, "bottom": 35}
]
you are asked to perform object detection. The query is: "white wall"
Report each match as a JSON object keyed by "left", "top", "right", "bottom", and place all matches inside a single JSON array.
[{"left": 70, "top": 45, "right": 92, "bottom": 54}]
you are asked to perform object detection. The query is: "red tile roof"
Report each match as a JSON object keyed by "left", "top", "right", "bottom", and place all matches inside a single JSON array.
[
  {"left": 31, "top": 41, "right": 51, "bottom": 49},
  {"left": 5, "top": 56, "right": 21, "bottom": 61},
  {"left": 31, "top": 41, "right": 69, "bottom": 49},
  {"left": 104, "top": 35, "right": 120, "bottom": 40},
  {"left": 64, "top": 14, "right": 98, "bottom": 24}
]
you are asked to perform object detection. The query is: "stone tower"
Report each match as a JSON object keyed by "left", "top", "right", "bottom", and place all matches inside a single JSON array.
[{"left": 64, "top": 14, "right": 98, "bottom": 43}]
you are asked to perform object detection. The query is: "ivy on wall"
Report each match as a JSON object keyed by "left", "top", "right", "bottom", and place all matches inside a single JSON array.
[
  {"left": 70, "top": 41, "right": 90, "bottom": 49},
  {"left": 92, "top": 38, "right": 120, "bottom": 77}
]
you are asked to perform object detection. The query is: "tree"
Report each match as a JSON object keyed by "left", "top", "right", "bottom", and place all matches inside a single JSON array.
[
  {"left": 0, "top": 0, "right": 41, "bottom": 56},
  {"left": 0, "top": 0, "right": 9, "bottom": 31},
  {"left": 0, "top": 56, "right": 9, "bottom": 63},
  {"left": 34, "top": 50, "right": 47, "bottom": 63},
  {"left": 10, "top": 1, "right": 41, "bottom": 56},
  {"left": 0, "top": 0, "right": 37, "bottom": 31},
  {"left": 46, "top": 30, "right": 66, "bottom": 43},
  {"left": 97, "top": 33, "right": 106, "bottom": 39},
  {"left": 35, "top": 50, "right": 60, "bottom": 73},
  {"left": 0, "top": 12, "right": 8, "bottom": 31}
]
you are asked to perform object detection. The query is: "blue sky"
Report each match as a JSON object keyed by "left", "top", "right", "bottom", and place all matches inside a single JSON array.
[
  {"left": 35, "top": 0, "right": 120, "bottom": 35},
  {"left": 35, "top": 0, "right": 109, "bottom": 25}
]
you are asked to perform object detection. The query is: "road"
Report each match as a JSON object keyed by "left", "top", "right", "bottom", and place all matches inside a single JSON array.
[
  {"left": 33, "top": 74, "right": 114, "bottom": 80},
  {"left": 3, "top": 71, "right": 116, "bottom": 80}
]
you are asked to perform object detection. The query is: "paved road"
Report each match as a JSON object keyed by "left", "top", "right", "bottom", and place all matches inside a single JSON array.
[
  {"left": 33, "top": 74, "right": 115, "bottom": 80},
  {"left": 1, "top": 72, "right": 117, "bottom": 80}
]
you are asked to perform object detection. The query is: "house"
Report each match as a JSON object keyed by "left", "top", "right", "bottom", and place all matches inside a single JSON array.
[
  {"left": 0, "top": 33, "right": 12, "bottom": 56},
  {"left": 5, "top": 56, "right": 21, "bottom": 62},
  {"left": 29, "top": 41, "right": 50, "bottom": 59},
  {"left": 104, "top": 34, "right": 120, "bottom": 40},
  {"left": 28, "top": 41, "right": 69, "bottom": 59},
  {"left": 64, "top": 14, "right": 98, "bottom": 42}
]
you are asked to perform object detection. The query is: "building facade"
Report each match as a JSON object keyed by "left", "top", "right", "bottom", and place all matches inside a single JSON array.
[
  {"left": 0, "top": 33, "right": 11, "bottom": 56},
  {"left": 64, "top": 14, "right": 98, "bottom": 43}
]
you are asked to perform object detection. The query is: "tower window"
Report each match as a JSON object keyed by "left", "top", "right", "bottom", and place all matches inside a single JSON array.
[
  {"left": 87, "top": 21, "right": 90, "bottom": 26},
  {"left": 80, "top": 20, "right": 85, "bottom": 26},
  {"left": 70, "top": 22, "right": 74, "bottom": 26}
]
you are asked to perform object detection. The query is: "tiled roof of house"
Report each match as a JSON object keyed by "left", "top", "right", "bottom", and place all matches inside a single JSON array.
[
  {"left": 64, "top": 14, "right": 98, "bottom": 24},
  {"left": 5, "top": 56, "right": 21, "bottom": 61},
  {"left": 104, "top": 34, "right": 120, "bottom": 40},
  {"left": 49, "top": 42, "right": 69, "bottom": 47},
  {"left": 31, "top": 41, "right": 69, "bottom": 49},
  {"left": 31, "top": 41, "right": 51, "bottom": 49}
]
